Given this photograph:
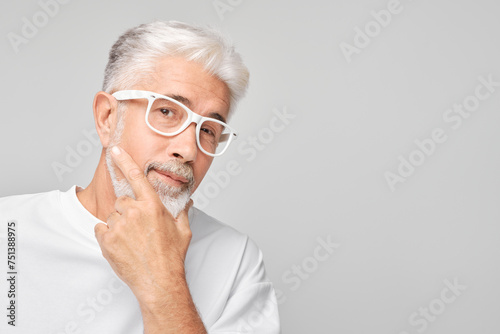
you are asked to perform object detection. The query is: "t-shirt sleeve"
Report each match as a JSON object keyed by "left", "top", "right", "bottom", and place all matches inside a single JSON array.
[{"left": 208, "top": 237, "right": 281, "bottom": 333}]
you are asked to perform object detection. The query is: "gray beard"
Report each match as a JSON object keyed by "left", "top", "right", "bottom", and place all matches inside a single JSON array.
[{"left": 105, "top": 147, "right": 194, "bottom": 218}]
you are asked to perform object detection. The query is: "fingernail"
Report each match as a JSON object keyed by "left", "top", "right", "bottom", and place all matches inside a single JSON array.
[{"left": 112, "top": 146, "right": 121, "bottom": 155}]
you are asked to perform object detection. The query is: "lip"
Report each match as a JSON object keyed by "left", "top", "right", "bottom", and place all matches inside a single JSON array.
[{"left": 153, "top": 170, "right": 189, "bottom": 186}]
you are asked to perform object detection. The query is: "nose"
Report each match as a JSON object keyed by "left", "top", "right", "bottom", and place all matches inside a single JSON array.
[{"left": 166, "top": 123, "right": 198, "bottom": 163}]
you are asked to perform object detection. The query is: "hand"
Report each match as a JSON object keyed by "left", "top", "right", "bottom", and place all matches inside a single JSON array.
[{"left": 94, "top": 146, "right": 194, "bottom": 305}]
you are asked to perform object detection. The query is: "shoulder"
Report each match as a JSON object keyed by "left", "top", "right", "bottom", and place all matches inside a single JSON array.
[
  {"left": 0, "top": 190, "right": 61, "bottom": 216},
  {"left": 189, "top": 207, "right": 267, "bottom": 278},
  {"left": 188, "top": 211, "right": 279, "bottom": 332},
  {"left": 190, "top": 207, "right": 246, "bottom": 240},
  {"left": 190, "top": 207, "right": 260, "bottom": 254},
  {"left": 0, "top": 189, "right": 60, "bottom": 205}
]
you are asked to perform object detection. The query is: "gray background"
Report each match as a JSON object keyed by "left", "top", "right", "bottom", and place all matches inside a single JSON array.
[{"left": 1, "top": 0, "right": 499, "bottom": 333}]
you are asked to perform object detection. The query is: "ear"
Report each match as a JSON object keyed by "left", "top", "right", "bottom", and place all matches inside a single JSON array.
[{"left": 93, "top": 91, "right": 119, "bottom": 148}]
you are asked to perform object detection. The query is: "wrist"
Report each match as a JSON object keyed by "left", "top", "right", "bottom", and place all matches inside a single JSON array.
[{"left": 137, "top": 272, "right": 189, "bottom": 309}]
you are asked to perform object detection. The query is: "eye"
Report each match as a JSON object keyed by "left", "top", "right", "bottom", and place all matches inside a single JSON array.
[
  {"left": 201, "top": 127, "right": 215, "bottom": 137},
  {"left": 160, "top": 108, "right": 173, "bottom": 117}
]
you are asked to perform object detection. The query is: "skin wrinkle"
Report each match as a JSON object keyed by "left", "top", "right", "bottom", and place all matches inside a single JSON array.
[
  {"left": 165, "top": 93, "right": 227, "bottom": 123},
  {"left": 104, "top": 57, "right": 230, "bottom": 218},
  {"left": 75, "top": 23, "right": 249, "bottom": 332},
  {"left": 106, "top": 125, "right": 195, "bottom": 217}
]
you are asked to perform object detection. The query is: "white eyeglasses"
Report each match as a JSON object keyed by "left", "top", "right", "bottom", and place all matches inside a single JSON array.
[{"left": 112, "top": 90, "right": 237, "bottom": 157}]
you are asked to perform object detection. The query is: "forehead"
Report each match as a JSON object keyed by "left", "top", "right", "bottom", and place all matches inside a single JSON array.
[{"left": 140, "top": 57, "right": 231, "bottom": 119}]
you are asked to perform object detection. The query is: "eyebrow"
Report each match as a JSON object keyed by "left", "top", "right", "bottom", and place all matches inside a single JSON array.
[
  {"left": 165, "top": 93, "right": 227, "bottom": 124},
  {"left": 207, "top": 112, "right": 226, "bottom": 124},
  {"left": 167, "top": 94, "right": 191, "bottom": 107}
]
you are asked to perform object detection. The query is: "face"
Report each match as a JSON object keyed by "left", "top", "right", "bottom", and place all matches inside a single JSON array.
[{"left": 105, "top": 57, "right": 231, "bottom": 217}]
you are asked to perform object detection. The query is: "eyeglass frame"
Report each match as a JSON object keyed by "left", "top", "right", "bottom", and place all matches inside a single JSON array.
[{"left": 111, "top": 90, "right": 238, "bottom": 157}]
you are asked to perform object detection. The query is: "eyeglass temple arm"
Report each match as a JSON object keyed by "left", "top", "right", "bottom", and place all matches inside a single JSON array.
[{"left": 112, "top": 90, "right": 154, "bottom": 100}]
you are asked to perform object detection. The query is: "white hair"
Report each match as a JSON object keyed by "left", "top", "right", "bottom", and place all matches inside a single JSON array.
[{"left": 102, "top": 20, "right": 250, "bottom": 115}]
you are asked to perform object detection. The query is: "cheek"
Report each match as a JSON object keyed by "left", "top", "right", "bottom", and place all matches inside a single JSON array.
[
  {"left": 192, "top": 156, "right": 214, "bottom": 190},
  {"left": 119, "top": 123, "right": 157, "bottom": 168}
]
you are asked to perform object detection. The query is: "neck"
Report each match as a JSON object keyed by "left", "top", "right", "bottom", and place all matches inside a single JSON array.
[{"left": 77, "top": 150, "right": 118, "bottom": 222}]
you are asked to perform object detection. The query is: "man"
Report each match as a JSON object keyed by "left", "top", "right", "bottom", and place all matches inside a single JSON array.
[{"left": 1, "top": 21, "right": 280, "bottom": 333}]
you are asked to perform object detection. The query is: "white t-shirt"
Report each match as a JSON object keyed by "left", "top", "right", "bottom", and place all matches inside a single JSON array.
[{"left": 0, "top": 186, "right": 280, "bottom": 333}]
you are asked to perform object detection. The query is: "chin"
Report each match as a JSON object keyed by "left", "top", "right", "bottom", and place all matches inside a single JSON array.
[
  {"left": 159, "top": 192, "right": 191, "bottom": 218},
  {"left": 150, "top": 177, "right": 192, "bottom": 218}
]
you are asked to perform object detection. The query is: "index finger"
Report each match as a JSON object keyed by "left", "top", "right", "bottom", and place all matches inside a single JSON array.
[{"left": 110, "top": 145, "right": 155, "bottom": 200}]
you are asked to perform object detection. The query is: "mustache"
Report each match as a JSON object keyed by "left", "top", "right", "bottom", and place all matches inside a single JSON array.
[{"left": 146, "top": 160, "right": 195, "bottom": 186}]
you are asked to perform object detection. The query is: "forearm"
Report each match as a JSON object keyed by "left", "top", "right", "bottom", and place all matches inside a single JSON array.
[{"left": 139, "top": 276, "right": 207, "bottom": 334}]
